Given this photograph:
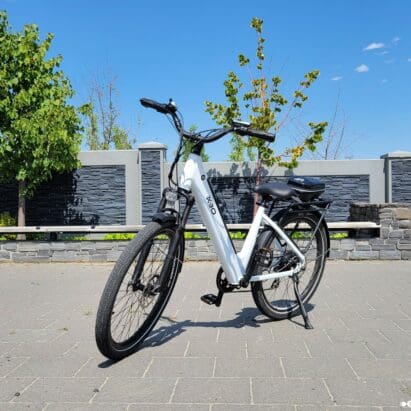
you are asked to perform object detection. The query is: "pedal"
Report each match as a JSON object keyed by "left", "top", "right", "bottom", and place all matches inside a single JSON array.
[
  {"left": 201, "top": 294, "right": 219, "bottom": 305},
  {"left": 200, "top": 291, "right": 223, "bottom": 307}
]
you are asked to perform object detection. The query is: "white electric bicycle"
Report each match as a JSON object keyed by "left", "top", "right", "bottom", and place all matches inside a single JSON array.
[{"left": 95, "top": 98, "right": 331, "bottom": 360}]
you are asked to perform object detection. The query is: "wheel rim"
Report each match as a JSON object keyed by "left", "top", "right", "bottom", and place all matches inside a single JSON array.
[
  {"left": 261, "top": 216, "right": 324, "bottom": 313},
  {"left": 109, "top": 229, "right": 174, "bottom": 346}
]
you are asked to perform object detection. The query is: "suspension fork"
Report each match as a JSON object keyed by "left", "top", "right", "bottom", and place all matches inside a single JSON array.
[
  {"left": 158, "top": 191, "right": 194, "bottom": 291},
  {"left": 130, "top": 190, "right": 194, "bottom": 291}
]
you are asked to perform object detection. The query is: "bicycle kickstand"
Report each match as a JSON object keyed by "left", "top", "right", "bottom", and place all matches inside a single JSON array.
[{"left": 292, "top": 275, "right": 313, "bottom": 330}]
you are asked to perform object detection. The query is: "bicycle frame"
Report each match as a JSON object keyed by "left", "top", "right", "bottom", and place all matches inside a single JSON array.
[{"left": 179, "top": 153, "right": 305, "bottom": 285}]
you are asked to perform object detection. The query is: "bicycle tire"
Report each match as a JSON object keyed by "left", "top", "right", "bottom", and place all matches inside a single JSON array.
[
  {"left": 95, "top": 221, "right": 183, "bottom": 360},
  {"left": 251, "top": 212, "right": 327, "bottom": 321}
]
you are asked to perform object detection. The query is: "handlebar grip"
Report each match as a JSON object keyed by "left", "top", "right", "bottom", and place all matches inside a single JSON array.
[
  {"left": 247, "top": 128, "right": 276, "bottom": 143},
  {"left": 140, "top": 98, "right": 170, "bottom": 114},
  {"left": 234, "top": 125, "right": 275, "bottom": 143}
]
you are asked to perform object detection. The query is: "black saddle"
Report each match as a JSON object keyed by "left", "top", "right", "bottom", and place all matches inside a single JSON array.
[
  {"left": 254, "top": 182, "right": 295, "bottom": 200},
  {"left": 254, "top": 177, "right": 325, "bottom": 202}
]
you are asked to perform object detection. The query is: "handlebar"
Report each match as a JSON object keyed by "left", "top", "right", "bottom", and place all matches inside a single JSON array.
[
  {"left": 140, "top": 97, "right": 276, "bottom": 144},
  {"left": 140, "top": 98, "right": 177, "bottom": 115},
  {"left": 233, "top": 125, "right": 275, "bottom": 143}
]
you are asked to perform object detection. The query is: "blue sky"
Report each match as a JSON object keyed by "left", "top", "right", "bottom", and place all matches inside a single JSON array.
[{"left": 2, "top": 0, "right": 411, "bottom": 161}]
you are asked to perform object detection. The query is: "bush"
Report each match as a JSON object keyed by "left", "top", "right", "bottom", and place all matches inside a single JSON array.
[
  {"left": 0, "top": 212, "right": 16, "bottom": 240},
  {"left": 102, "top": 231, "right": 247, "bottom": 241},
  {"left": 103, "top": 233, "right": 136, "bottom": 241},
  {"left": 330, "top": 231, "right": 348, "bottom": 239}
]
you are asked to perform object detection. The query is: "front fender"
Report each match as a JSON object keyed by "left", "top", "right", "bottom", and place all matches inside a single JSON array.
[{"left": 151, "top": 212, "right": 177, "bottom": 227}]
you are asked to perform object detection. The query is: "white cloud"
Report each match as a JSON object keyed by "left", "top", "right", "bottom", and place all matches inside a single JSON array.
[
  {"left": 363, "top": 42, "right": 385, "bottom": 51},
  {"left": 377, "top": 51, "right": 389, "bottom": 55},
  {"left": 392, "top": 36, "right": 401, "bottom": 44},
  {"left": 408, "top": 58, "right": 411, "bottom": 63},
  {"left": 331, "top": 76, "right": 342, "bottom": 81},
  {"left": 355, "top": 64, "right": 370, "bottom": 73}
]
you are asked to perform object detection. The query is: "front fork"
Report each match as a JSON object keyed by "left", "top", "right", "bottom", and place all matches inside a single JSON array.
[
  {"left": 132, "top": 188, "right": 194, "bottom": 292},
  {"left": 158, "top": 190, "right": 194, "bottom": 290}
]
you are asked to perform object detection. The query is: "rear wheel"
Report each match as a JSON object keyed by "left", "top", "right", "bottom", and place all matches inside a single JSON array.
[
  {"left": 251, "top": 213, "right": 327, "bottom": 320},
  {"left": 95, "top": 222, "right": 183, "bottom": 360}
]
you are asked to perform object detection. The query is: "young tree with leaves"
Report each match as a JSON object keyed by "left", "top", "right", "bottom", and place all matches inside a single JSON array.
[
  {"left": 80, "top": 74, "right": 136, "bottom": 150},
  {"left": 205, "top": 17, "right": 327, "bottom": 178},
  {"left": 0, "top": 11, "right": 82, "bottom": 229}
]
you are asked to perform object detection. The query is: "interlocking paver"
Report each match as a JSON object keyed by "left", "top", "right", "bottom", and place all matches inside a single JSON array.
[
  {"left": 0, "top": 377, "right": 35, "bottom": 402},
  {"left": 186, "top": 340, "right": 246, "bottom": 358},
  {"left": 14, "top": 377, "right": 105, "bottom": 403},
  {"left": 9, "top": 354, "right": 91, "bottom": 378},
  {"left": 0, "top": 329, "right": 61, "bottom": 344},
  {"left": 8, "top": 342, "right": 79, "bottom": 358},
  {"left": 93, "top": 377, "right": 176, "bottom": 403},
  {"left": 44, "top": 404, "right": 126, "bottom": 410},
  {"left": 251, "top": 377, "right": 333, "bottom": 405},
  {"left": 214, "top": 357, "right": 283, "bottom": 377},
  {"left": 0, "top": 343, "right": 15, "bottom": 357},
  {"left": 129, "top": 405, "right": 209, "bottom": 411},
  {"left": 247, "top": 340, "right": 310, "bottom": 358},
  {"left": 0, "top": 357, "right": 29, "bottom": 378},
  {"left": 145, "top": 357, "right": 214, "bottom": 377},
  {"left": 393, "top": 319, "right": 411, "bottom": 330},
  {"left": 212, "top": 405, "right": 295, "bottom": 411},
  {"left": 305, "top": 340, "right": 374, "bottom": 359},
  {"left": 325, "top": 377, "right": 406, "bottom": 406},
  {"left": 172, "top": 377, "right": 250, "bottom": 403},
  {"left": 281, "top": 357, "right": 357, "bottom": 379},
  {"left": 0, "top": 261, "right": 409, "bottom": 409},
  {"left": 74, "top": 356, "right": 152, "bottom": 378},
  {"left": 363, "top": 339, "right": 411, "bottom": 360},
  {"left": 296, "top": 406, "right": 378, "bottom": 411},
  {"left": 0, "top": 403, "right": 46, "bottom": 410},
  {"left": 348, "top": 358, "right": 411, "bottom": 379}
]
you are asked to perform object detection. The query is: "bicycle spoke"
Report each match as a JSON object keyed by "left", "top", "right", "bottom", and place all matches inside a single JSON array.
[{"left": 109, "top": 232, "right": 173, "bottom": 345}]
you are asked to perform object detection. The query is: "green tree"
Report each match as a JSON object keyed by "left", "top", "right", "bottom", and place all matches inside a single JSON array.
[
  {"left": 0, "top": 11, "right": 82, "bottom": 229},
  {"left": 80, "top": 74, "right": 136, "bottom": 150},
  {"left": 181, "top": 125, "right": 209, "bottom": 162},
  {"left": 205, "top": 17, "right": 327, "bottom": 169}
]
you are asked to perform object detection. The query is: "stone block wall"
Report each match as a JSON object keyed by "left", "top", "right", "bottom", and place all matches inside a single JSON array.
[
  {"left": 27, "top": 166, "right": 127, "bottom": 225},
  {"left": 140, "top": 147, "right": 163, "bottom": 223},
  {"left": 1, "top": 203, "right": 411, "bottom": 262},
  {"left": 345, "top": 203, "right": 411, "bottom": 260},
  {"left": 0, "top": 241, "right": 129, "bottom": 263},
  {"left": 391, "top": 159, "right": 411, "bottom": 204}
]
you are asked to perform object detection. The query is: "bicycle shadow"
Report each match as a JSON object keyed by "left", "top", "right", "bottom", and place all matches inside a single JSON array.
[
  {"left": 144, "top": 306, "right": 266, "bottom": 346},
  {"left": 143, "top": 302, "right": 314, "bottom": 348},
  {"left": 98, "top": 303, "right": 314, "bottom": 367}
]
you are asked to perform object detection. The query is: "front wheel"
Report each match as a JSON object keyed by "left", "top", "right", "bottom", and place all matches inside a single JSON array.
[
  {"left": 251, "top": 212, "right": 328, "bottom": 321},
  {"left": 95, "top": 222, "right": 183, "bottom": 360}
]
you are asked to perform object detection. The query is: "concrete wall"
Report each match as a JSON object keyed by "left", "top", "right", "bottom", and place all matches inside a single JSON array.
[
  {"left": 165, "top": 158, "right": 385, "bottom": 223},
  {"left": 0, "top": 147, "right": 410, "bottom": 226}
]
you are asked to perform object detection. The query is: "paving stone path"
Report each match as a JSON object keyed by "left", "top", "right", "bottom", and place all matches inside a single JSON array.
[{"left": 0, "top": 260, "right": 410, "bottom": 410}]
